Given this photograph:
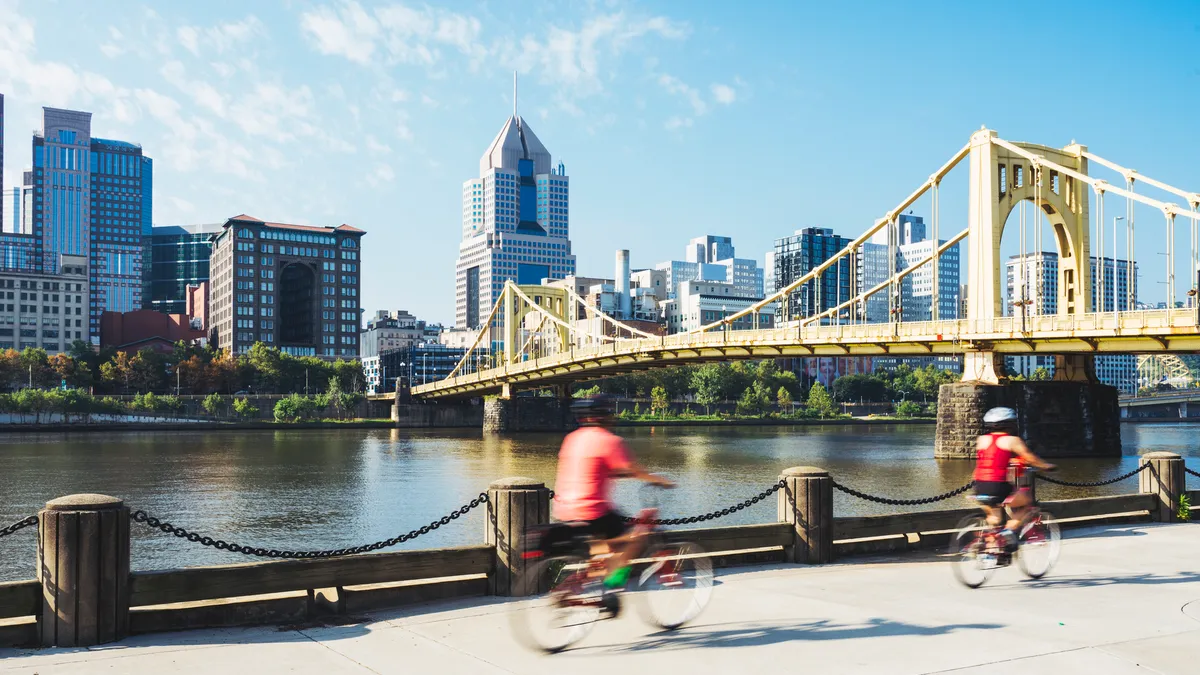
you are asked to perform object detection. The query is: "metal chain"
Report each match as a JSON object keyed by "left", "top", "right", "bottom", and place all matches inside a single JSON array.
[
  {"left": 0, "top": 515, "right": 38, "bottom": 539},
  {"left": 625, "top": 480, "right": 785, "bottom": 526},
  {"left": 831, "top": 479, "right": 976, "bottom": 506},
  {"left": 1186, "top": 466, "right": 1200, "bottom": 480},
  {"left": 130, "top": 493, "right": 488, "bottom": 559},
  {"left": 1035, "top": 464, "right": 1146, "bottom": 488}
]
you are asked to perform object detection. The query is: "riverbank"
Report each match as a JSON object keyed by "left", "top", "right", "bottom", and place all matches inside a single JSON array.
[
  {"left": 616, "top": 416, "right": 936, "bottom": 427},
  {"left": 0, "top": 419, "right": 397, "bottom": 433}
]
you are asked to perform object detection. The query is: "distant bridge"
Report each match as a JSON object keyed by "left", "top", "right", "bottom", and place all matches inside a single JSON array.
[{"left": 411, "top": 128, "right": 1200, "bottom": 401}]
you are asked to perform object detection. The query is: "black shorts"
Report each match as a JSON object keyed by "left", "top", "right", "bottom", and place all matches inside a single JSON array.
[
  {"left": 974, "top": 481, "right": 1013, "bottom": 507},
  {"left": 586, "top": 511, "right": 632, "bottom": 539}
]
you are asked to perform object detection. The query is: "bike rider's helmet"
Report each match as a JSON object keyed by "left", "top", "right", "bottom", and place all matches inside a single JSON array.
[
  {"left": 571, "top": 394, "right": 615, "bottom": 422},
  {"left": 983, "top": 406, "right": 1018, "bottom": 433}
]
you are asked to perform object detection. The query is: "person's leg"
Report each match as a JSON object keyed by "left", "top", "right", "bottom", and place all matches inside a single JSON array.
[{"left": 1005, "top": 490, "right": 1030, "bottom": 531}]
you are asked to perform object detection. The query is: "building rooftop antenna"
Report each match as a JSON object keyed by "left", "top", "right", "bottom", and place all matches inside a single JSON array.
[{"left": 513, "top": 71, "right": 518, "bottom": 120}]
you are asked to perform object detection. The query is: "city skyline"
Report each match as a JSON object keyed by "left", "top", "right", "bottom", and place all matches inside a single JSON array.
[{"left": 1, "top": 2, "right": 1198, "bottom": 324}]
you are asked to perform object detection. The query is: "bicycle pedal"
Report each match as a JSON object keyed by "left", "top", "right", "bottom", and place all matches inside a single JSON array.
[{"left": 599, "top": 592, "right": 622, "bottom": 618}]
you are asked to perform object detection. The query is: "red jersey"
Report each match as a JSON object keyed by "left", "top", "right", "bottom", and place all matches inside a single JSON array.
[
  {"left": 974, "top": 432, "right": 1014, "bottom": 482},
  {"left": 553, "top": 426, "right": 633, "bottom": 521}
]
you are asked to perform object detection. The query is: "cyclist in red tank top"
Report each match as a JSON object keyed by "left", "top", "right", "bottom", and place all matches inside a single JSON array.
[{"left": 973, "top": 407, "right": 1055, "bottom": 550}]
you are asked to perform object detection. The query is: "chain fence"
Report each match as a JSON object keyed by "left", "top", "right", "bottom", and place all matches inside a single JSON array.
[
  {"left": 624, "top": 480, "right": 786, "bottom": 526},
  {"left": 1186, "top": 465, "right": 1200, "bottom": 480},
  {"left": 0, "top": 515, "right": 37, "bottom": 539},
  {"left": 1034, "top": 464, "right": 1147, "bottom": 488},
  {"left": 831, "top": 479, "right": 976, "bottom": 506},
  {"left": 130, "top": 493, "right": 487, "bottom": 559}
]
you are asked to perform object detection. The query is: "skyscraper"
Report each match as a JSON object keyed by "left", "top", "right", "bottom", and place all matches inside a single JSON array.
[
  {"left": 145, "top": 223, "right": 223, "bottom": 314},
  {"left": 89, "top": 137, "right": 151, "bottom": 339},
  {"left": 455, "top": 93, "right": 576, "bottom": 329},
  {"left": 0, "top": 93, "right": 5, "bottom": 232},
  {"left": 658, "top": 235, "right": 763, "bottom": 300},
  {"left": 773, "top": 227, "right": 852, "bottom": 321},
  {"left": 27, "top": 106, "right": 151, "bottom": 342}
]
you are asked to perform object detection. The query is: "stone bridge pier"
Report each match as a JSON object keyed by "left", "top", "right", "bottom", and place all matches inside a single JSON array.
[{"left": 936, "top": 353, "right": 1120, "bottom": 459}]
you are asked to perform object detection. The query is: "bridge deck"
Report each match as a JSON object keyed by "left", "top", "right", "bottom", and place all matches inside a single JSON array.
[
  {"left": 5, "top": 522, "right": 1198, "bottom": 673},
  {"left": 415, "top": 308, "right": 1200, "bottom": 398}
]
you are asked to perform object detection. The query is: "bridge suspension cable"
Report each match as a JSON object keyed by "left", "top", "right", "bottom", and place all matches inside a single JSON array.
[{"left": 681, "top": 142, "right": 972, "bottom": 335}]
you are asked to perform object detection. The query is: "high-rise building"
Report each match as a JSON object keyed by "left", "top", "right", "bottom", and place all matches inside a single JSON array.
[
  {"left": 773, "top": 227, "right": 852, "bottom": 321},
  {"left": 360, "top": 310, "right": 440, "bottom": 359},
  {"left": 208, "top": 214, "right": 365, "bottom": 358},
  {"left": 32, "top": 108, "right": 92, "bottom": 275},
  {"left": 88, "top": 137, "right": 151, "bottom": 339},
  {"left": 656, "top": 235, "right": 763, "bottom": 300},
  {"left": 0, "top": 93, "right": 5, "bottom": 232},
  {"left": 145, "top": 223, "right": 223, "bottom": 314},
  {"left": 454, "top": 98, "right": 576, "bottom": 330},
  {"left": 1004, "top": 251, "right": 1139, "bottom": 393},
  {"left": 663, "top": 279, "right": 776, "bottom": 334}
]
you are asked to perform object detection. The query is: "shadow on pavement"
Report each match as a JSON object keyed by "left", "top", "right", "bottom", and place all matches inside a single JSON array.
[
  {"left": 588, "top": 616, "right": 1004, "bottom": 653},
  {"left": 1014, "top": 571, "right": 1200, "bottom": 590}
]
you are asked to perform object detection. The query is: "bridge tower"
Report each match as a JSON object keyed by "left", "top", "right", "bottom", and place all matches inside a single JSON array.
[{"left": 964, "top": 128, "right": 1094, "bottom": 383}]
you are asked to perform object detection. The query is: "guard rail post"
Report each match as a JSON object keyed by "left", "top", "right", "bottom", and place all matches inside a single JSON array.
[
  {"left": 778, "top": 466, "right": 832, "bottom": 564},
  {"left": 486, "top": 478, "right": 550, "bottom": 596},
  {"left": 38, "top": 493, "right": 130, "bottom": 647},
  {"left": 1139, "top": 452, "right": 1185, "bottom": 522}
]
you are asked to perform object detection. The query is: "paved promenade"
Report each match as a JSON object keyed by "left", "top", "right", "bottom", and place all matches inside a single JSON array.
[{"left": 4, "top": 523, "right": 1199, "bottom": 674}]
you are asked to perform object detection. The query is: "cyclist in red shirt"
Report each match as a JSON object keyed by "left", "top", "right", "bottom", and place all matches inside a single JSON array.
[
  {"left": 974, "top": 407, "right": 1055, "bottom": 553},
  {"left": 554, "top": 395, "right": 673, "bottom": 606}
]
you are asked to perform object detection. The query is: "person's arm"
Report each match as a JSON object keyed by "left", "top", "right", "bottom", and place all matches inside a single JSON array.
[{"left": 1002, "top": 436, "right": 1055, "bottom": 471}]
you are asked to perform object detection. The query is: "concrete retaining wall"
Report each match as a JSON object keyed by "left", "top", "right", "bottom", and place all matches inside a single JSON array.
[{"left": 483, "top": 397, "right": 575, "bottom": 433}]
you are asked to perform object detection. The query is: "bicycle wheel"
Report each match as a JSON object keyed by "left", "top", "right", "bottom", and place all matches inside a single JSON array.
[
  {"left": 509, "top": 555, "right": 600, "bottom": 653},
  {"left": 949, "top": 514, "right": 997, "bottom": 589},
  {"left": 634, "top": 541, "right": 714, "bottom": 630},
  {"left": 1016, "top": 510, "right": 1061, "bottom": 579}
]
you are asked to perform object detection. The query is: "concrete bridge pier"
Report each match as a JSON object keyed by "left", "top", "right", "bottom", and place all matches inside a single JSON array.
[
  {"left": 483, "top": 385, "right": 576, "bottom": 434},
  {"left": 936, "top": 353, "right": 1120, "bottom": 459}
]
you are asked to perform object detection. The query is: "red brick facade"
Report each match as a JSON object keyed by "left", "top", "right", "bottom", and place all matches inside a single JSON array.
[{"left": 99, "top": 310, "right": 206, "bottom": 354}]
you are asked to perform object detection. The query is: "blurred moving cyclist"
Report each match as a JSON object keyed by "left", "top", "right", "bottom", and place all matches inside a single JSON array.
[
  {"left": 973, "top": 407, "right": 1056, "bottom": 556},
  {"left": 553, "top": 395, "right": 673, "bottom": 610}
]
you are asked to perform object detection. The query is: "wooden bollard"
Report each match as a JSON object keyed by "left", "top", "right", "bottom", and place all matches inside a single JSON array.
[
  {"left": 39, "top": 494, "right": 130, "bottom": 647},
  {"left": 486, "top": 477, "right": 550, "bottom": 596},
  {"left": 778, "top": 466, "right": 833, "bottom": 564},
  {"left": 1139, "top": 452, "right": 1185, "bottom": 522}
]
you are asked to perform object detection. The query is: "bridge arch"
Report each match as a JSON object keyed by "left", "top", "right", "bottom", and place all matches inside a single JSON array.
[{"left": 967, "top": 130, "right": 1091, "bottom": 321}]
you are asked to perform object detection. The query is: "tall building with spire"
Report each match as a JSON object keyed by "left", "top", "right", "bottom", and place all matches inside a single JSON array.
[{"left": 455, "top": 79, "right": 576, "bottom": 329}]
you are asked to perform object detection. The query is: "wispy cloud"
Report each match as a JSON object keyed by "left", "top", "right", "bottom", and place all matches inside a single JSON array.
[
  {"left": 366, "top": 163, "right": 395, "bottom": 187},
  {"left": 658, "top": 74, "right": 706, "bottom": 115},
  {"left": 299, "top": 1, "right": 485, "bottom": 67},
  {"left": 177, "top": 16, "right": 264, "bottom": 57},
  {"left": 711, "top": 83, "right": 736, "bottom": 105}
]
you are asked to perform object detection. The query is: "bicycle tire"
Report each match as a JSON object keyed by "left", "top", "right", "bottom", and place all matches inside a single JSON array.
[
  {"left": 949, "top": 514, "right": 997, "bottom": 589},
  {"left": 1016, "top": 510, "right": 1061, "bottom": 579},
  {"left": 509, "top": 554, "right": 599, "bottom": 653},
  {"left": 634, "top": 540, "right": 714, "bottom": 630}
]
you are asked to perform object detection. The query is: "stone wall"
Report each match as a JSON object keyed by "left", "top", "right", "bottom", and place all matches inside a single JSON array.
[
  {"left": 391, "top": 402, "right": 483, "bottom": 428},
  {"left": 936, "top": 381, "right": 1120, "bottom": 459},
  {"left": 483, "top": 397, "right": 575, "bottom": 433}
]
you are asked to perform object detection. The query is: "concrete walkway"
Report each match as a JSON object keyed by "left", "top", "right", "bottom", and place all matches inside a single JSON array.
[{"left": 4, "top": 523, "right": 1199, "bottom": 674}]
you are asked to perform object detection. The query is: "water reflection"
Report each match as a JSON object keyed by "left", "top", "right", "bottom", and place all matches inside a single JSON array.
[{"left": 1, "top": 423, "right": 1198, "bottom": 581}]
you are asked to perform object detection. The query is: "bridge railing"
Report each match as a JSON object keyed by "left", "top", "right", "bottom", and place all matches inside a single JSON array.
[{"left": 2, "top": 454, "right": 1195, "bottom": 648}]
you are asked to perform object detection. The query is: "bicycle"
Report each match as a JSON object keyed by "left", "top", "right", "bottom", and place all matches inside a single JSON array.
[
  {"left": 949, "top": 468, "right": 1062, "bottom": 588},
  {"left": 509, "top": 484, "right": 714, "bottom": 653}
]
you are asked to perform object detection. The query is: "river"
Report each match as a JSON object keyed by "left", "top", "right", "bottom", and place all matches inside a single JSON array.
[{"left": 1, "top": 423, "right": 1197, "bottom": 581}]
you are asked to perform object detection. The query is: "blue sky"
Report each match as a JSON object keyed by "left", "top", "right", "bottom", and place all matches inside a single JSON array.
[{"left": 1, "top": 0, "right": 1198, "bottom": 323}]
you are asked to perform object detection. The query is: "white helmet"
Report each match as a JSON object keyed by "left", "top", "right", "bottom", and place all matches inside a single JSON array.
[{"left": 983, "top": 407, "right": 1017, "bottom": 425}]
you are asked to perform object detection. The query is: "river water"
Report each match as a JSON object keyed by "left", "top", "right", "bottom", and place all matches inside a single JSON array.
[{"left": 2, "top": 423, "right": 1198, "bottom": 581}]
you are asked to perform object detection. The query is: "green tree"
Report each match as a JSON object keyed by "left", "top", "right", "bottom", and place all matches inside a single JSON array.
[
  {"left": 202, "top": 392, "right": 225, "bottom": 418},
  {"left": 244, "top": 343, "right": 285, "bottom": 392},
  {"left": 650, "top": 386, "right": 669, "bottom": 418},
  {"left": 128, "top": 348, "right": 168, "bottom": 392},
  {"left": 691, "top": 363, "right": 724, "bottom": 415},
  {"left": 777, "top": 386, "right": 794, "bottom": 413},
  {"left": 832, "top": 374, "right": 888, "bottom": 403},
  {"left": 1031, "top": 367, "right": 1053, "bottom": 381},
  {"left": 572, "top": 384, "right": 601, "bottom": 398},
  {"left": 736, "top": 381, "right": 771, "bottom": 417},
  {"left": 274, "top": 396, "right": 301, "bottom": 422},
  {"left": 232, "top": 397, "right": 258, "bottom": 419},
  {"left": 806, "top": 382, "right": 837, "bottom": 419},
  {"left": 895, "top": 400, "right": 921, "bottom": 418},
  {"left": 19, "top": 347, "right": 54, "bottom": 389}
]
